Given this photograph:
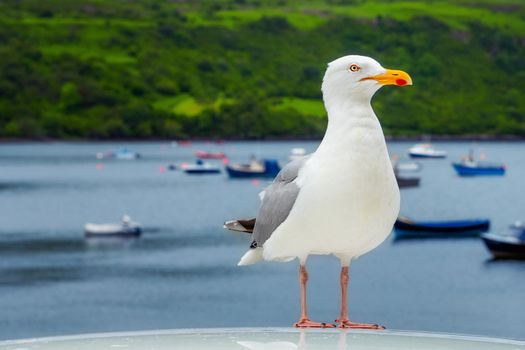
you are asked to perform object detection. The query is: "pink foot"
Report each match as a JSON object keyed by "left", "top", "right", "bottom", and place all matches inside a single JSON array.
[
  {"left": 336, "top": 318, "right": 385, "bottom": 329},
  {"left": 294, "top": 318, "right": 336, "bottom": 328}
]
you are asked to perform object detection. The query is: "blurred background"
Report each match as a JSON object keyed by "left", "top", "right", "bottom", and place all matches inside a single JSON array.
[{"left": 0, "top": 0, "right": 524, "bottom": 342}]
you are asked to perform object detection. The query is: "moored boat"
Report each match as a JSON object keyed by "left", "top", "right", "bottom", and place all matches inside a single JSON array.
[
  {"left": 183, "top": 159, "right": 221, "bottom": 174},
  {"left": 481, "top": 234, "right": 525, "bottom": 260},
  {"left": 195, "top": 150, "right": 227, "bottom": 159},
  {"left": 481, "top": 222, "right": 525, "bottom": 259},
  {"left": 394, "top": 161, "right": 422, "bottom": 172},
  {"left": 394, "top": 216, "right": 490, "bottom": 238},
  {"left": 226, "top": 159, "right": 281, "bottom": 178},
  {"left": 96, "top": 148, "right": 141, "bottom": 160},
  {"left": 452, "top": 161, "right": 505, "bottom": 176},
  {"left": 408, "top": 143, "right": 447, "bottom": 158},
  {"left": 84, "top": 215, "right": 142, "bottom": 237},
  {"left": 115, "top": 148, "right": 141, "bottom": 160},
  {"left": 395, "top": 173, "right": 420, "bottom": 188}
]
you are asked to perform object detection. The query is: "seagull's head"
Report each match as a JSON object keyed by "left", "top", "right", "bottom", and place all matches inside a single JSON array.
[{"left": 322, "top": 55, "right": 412, "bottom": 104}]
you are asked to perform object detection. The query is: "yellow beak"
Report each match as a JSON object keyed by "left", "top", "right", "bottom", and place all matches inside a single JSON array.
[{"left": 361, "top": 69, "right": 413, "bottom": 86}]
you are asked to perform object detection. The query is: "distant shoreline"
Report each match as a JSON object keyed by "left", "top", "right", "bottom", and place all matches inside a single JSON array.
[{"left": 1, "top": 135, "right": 525, "bottom": 143}]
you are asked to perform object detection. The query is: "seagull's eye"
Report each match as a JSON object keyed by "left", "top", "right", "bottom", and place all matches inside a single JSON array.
[{"left": 349, "top": 64, "right": 361, "bottom": 72}]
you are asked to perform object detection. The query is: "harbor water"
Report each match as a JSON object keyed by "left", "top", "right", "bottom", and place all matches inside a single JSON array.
[{"left": 0, "top": 141, "right": 523, "bottom": 340}]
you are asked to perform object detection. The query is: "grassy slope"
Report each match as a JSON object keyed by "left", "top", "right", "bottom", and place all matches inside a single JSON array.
[
  {"left": 1, "top": 0, "right": 524, "bottom": 138},
  {"left": 185, "top": 1, "right": 525, "bottom": 34}
]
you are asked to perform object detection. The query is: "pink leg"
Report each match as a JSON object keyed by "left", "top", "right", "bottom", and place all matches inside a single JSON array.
[
  {"left": 336, "top": 266, "right": 385, "bottom": 329},
  {"left": 294, "top": 265, "right": 335, "bottom": 328}
]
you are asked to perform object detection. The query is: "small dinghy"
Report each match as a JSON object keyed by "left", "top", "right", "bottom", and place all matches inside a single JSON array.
[
  {"left": 183, "top": 159, "right": 221, "bottom": 174},
  {"left": 96, "top": 148, "right": 141, "bottom": 160},
  {"left": 395, "top": 173, "right": 420, "bottom": 188},
  {"left": 114, "top": 148, "right": 141, "bottom": 160},
  {"left": 226, "top": 158, "right": 281, "bottom": 178},
  {"left": 195, "top": 150, "right": 227, "bottom": 159},
  {"left": 84, "top": 215, "right": 142, "bottom": 237},
  {"left": 394, "top": 216, "right": 490, "bottom": 238},
  {"left": 408, "top": 143, "right": 447, "bottom": 158},
  {"left": 481, "top": 222, "right": 525, "bottom": 259},
  {"left": 394, "top": 161, "right": 421, "bottom": 172}
]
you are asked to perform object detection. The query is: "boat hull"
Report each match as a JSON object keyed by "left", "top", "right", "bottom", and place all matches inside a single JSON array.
[
  {"left": 225, "top": 166, "right": 278, "bottom": 178},
  {"left": 226, "top": 160, "right": 281, "bottom": 179},
  {"left": 408, "top": 152, "right": 446, "bottom": 158},
  {"left": 184, "top": 168, "right": 221, "bottom": 174},
  {"left": 481, "top": 234, "right": 525, "bottom": 259},
  {"left": 85, "top": 227, "right": 142, "bottom": 237},
  {"left": 394, "top": 218, "right": 490, "bottom": 238},
  {"left": 452, "top": 163, "right": 505, "bottom": 176},
  {"left": 396, "top": 175, "right": 420, "bottom": 188}
]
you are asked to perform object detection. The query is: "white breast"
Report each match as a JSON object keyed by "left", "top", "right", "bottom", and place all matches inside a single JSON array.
[{"left": 263, "top": 117, "right": 400, "bottom": 264}]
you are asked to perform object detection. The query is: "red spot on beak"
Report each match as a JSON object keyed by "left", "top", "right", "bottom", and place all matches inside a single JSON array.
[{"left": 396, "top": 79, "right": 407, "bottom": 86}]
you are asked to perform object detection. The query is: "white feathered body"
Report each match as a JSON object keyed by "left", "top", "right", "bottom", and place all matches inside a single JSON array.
[{"left": 263, "top": 105, "right": 400, "bottom": 265}]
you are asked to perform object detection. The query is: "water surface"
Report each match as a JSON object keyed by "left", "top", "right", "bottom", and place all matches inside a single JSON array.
[{"left": 0, "top": 141, "right": 523, "bottom": 340}]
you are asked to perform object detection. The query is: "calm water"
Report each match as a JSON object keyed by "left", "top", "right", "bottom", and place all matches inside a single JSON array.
[{"left": 0, "top": 141, "right": 524, "bottom": 341}]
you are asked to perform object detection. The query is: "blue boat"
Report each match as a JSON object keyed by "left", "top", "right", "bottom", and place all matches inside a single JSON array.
[
  {"left": 226, "top": 159, "right": 281, "bottom": 178},
  {"left": 394, "top": 216, "right": 490, "bottom": 238},
  {"left": 452, "top": 161, "right": 505, "bottom": 176}
]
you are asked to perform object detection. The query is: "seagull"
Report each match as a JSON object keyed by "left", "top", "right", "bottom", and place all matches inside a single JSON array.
[{"left": 225, "top": 55, "right": 412, "bottom": 329}]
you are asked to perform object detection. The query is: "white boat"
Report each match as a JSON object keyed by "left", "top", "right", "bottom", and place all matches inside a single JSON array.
[
  {"left": 183, "top": 160, "right": 221, "bottom": 174},
  {"left": 96, "top": 148, "right": 141, "bottom": 160},
  {"left": 394, "top": 161, "right": 422, "bottom": 172},
  {"left": 390, "top": 154, "right": 421, "bottom": 172},
  {"left": 84, "top": 216, "right": 142, "bottom": 237},
  {"left": 408, "top": 143, "right": 447, "bottom": 158},
  {"left": 114, "top": 148, "right": 140, "bottom": 160},
  {"left": 289, "top": 148, "right": 307, "bottom": 161}
]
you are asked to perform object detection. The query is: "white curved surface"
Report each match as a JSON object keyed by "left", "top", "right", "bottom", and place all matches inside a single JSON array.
[{"left": 0, "top": 328, "right": 523, "bottom": 350}]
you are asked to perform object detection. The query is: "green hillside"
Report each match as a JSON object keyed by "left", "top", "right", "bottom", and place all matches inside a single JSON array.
[{"left": 1, "top": 0, "right": 524, "bottom": 139}]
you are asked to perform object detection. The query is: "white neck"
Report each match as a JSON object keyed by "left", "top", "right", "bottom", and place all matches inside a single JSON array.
[{"left": 319, "top": 93, "right": 381, "bottom": 149}]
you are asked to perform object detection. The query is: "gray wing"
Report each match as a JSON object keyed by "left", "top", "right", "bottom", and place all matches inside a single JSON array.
[{"left": 251, "top": 155, "right": 310, "bottom": 248}]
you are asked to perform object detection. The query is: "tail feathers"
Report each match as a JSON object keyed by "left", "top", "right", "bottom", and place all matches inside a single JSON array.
[
  {"left": 223, "top": 218, "right": 256, "bottom": 234},
  {"left": 238, "top": 248, "right": 263, "bottom": 266}
]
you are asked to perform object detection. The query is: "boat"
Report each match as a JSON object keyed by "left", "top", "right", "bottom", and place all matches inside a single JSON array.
[
  {"left": 394, "top": 216, "right": 490, "bottom": 238},
  {"left": 481, "top": 222, "right": 525, "bottom": 259},
  {"left": 115, "top": 148, "right": 140, "bottom": 160},
  {"left": 394, "top": 161, "right": 421, "bottom": 172},
  {"left": 391, "top": 154, "right": 422, "bottom": 172},
  {"left": 195, "top": 150, "right": 227, "bottom": 159},
  {"left": 84, "top": 215, "right": 142, "bottom": 237},
  {"left": 289, "top": 148, "right": 307, "bottom": 161},
  {"left": 183, "top": 159, "right": 221, "bottom": 174},
  {"left": 96, "top": 148, "right": 141, "bottom": 160},
  {"left": 226, "top": 158, "right": 281, "bottom": 178},
  {"left": 172, "top": 140, "right": 192, "bottom": 147},
  {"left": 408, "top": 143, "right": 447, "bottom": 158},
  {"left": 452, "top": 161, "right": 505, "bottom": 176},
  {"left": 395, "top": 173, "right": 420, "bottom": 188}
]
